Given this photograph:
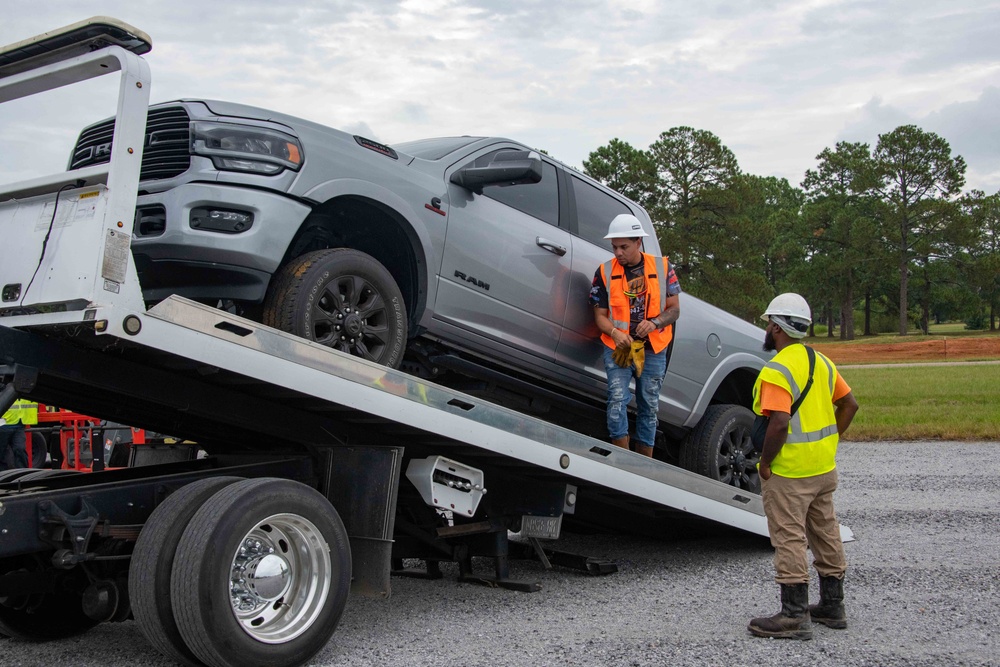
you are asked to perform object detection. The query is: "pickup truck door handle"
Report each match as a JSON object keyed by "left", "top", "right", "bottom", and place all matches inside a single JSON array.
[{"left": 535, "top": 237, "right": 567, "bottom": 256}]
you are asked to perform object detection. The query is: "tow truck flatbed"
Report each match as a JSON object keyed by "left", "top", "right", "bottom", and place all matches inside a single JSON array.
[{"left": 1, "top": 295, "right": 770, "bottom": 538}]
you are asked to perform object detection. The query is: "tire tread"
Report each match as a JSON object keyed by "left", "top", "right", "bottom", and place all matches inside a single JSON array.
[
  {"left": 129, "top": 476, "right": 242, "bottom": 667},
  {"left": 261, "top": 248, "right": 407, "bottom": 367},
  {"left": 171, "top": 478, "right": 351, "bottom": 667}
]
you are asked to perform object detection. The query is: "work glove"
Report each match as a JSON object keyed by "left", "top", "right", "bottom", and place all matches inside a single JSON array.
[
  {"left": 612, "top": 343, "right": 632, "bottom": 368},
  {"left": 632, "top": 341, "right": 645, "bottom": 377},
  {"left": 612, "top": 340, "right": 646, "bottom": 377}
]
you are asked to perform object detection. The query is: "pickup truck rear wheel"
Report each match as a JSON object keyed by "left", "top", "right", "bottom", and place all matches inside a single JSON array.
[
  {"left": 682, "top": 404, "right": 761, "bottom": 494},
  {"left": 263, "top": 248, "right": 407, "bottom": 368},
  {"left": 171, "top": 478, "right": 351, "bottom": 667}
]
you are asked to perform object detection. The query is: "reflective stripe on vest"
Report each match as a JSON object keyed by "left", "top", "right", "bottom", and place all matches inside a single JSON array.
[
  {"left": 820, "top": 354, "right": 835, "bottom": 395},
  {"left": 653, "top": 255, "right": 668, "bottom": 313},
  {"left": 599, "top": 254, "right": 674, "bottom": 353},
  {"left": 601, "top": 261, "right": 629, "bottom": 331},
  {"left": 752, "top": 345, "right": 840, "bottom": 478}
]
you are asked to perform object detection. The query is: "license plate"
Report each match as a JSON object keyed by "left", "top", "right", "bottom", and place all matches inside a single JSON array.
[{"left": 520, "top": 514, "right": 562, "bottom": 540}]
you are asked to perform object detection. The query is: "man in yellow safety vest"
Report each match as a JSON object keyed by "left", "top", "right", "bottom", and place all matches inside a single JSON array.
[
  {"left": 1, "top": 397, "right": 39, "bottom": 470},
  {"left": 748, "top": 293, "right": 859, "bottom": 640}
]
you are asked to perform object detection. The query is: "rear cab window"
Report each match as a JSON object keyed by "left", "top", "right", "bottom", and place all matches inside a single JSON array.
[{"left": 569, "top": 174, "right": 634, "bottom": 246}]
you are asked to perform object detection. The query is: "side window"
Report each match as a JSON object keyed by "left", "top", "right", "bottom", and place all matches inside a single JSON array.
[
  {"left": 466, "top": 149, "right": 560, "bottom": 226},
  {"left": 571, "top": 175, "right": 633, "bottom": 246}
]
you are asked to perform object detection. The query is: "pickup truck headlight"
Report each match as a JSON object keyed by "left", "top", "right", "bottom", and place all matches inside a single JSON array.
[{"left": 190, "top": 121, "right": 303, "bottom": 175}]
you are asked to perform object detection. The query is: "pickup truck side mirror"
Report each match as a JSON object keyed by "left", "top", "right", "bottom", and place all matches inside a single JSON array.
[{"left": 450, "top": 150, "right": 543, "bottom": 195}]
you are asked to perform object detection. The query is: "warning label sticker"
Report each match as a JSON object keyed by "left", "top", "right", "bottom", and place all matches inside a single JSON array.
[{"left": 101, "top": 229, "right": 130, "bottom": 284}]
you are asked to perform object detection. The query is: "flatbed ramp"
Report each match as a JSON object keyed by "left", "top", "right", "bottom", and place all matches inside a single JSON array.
[{"left": 1, "top": 295, "right": 769, "bottom": 539}]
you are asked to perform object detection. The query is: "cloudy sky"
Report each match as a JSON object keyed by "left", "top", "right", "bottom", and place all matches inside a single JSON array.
[{"left": 2, "top": 1, "right": 999, "bottom": 194}]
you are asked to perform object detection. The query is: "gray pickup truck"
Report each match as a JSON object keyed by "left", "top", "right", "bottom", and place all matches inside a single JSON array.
[{"left": 70, "top": 99, "right": 769, "bottom": 491}]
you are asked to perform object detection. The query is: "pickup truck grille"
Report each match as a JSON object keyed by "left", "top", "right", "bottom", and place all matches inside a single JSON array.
[{"left": 70, "top": 106, "right": 191, "bottom": 180}]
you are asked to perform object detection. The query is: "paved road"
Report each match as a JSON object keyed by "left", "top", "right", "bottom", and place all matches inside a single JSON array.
[{"left": 2, "top": 441, "right": 998, "bottom": 666}]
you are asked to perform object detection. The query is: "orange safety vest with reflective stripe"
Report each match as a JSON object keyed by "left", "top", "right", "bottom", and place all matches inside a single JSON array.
[
  {"left": 752, "top": 344, "right": 840, "bottom": 478},
  {"left": 2, "top": 399, "right": 38, "bottom": 426},
  {"left": 599, "top": 254, "right": 674, "bottom": 354}
]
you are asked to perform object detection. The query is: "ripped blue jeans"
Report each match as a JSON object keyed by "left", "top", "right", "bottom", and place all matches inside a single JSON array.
[{"left": 603, "top": 345, "right": 667, "bottom": 447}]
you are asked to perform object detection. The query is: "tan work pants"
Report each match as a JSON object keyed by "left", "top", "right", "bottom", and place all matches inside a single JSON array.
[{"left": 761, "top": 468, "right": 846, "bottom": 584}]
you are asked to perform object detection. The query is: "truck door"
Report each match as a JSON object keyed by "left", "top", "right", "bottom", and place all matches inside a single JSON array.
[
  {"left": 554, "top": 173, "right": 635, "bottom": 380},
  {"left": 436, "top": 148, "right": 572, "bottom": 360}
]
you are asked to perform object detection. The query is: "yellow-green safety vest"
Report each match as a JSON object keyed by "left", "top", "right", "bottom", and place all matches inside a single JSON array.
[
  {"left": 2, "top": 399, "right": 39, "bottom": 426},
  {"left": 752, "top": 345, "right": 840, "bottom": 478}
]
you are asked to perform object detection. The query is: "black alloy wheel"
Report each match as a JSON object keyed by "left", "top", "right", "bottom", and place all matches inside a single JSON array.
[
  {"left": 681, "top": 404, "right": 761, "bottom": 494},
  {"left": 263, "top": 248, "right": 407, "bottom": 368}
]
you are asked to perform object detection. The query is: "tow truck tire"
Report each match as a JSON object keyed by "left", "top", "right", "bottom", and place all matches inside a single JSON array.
[
  {"left": 11, "top": 469, "right": 82, "bottom": 482},
  {"left": 171, "top": 478, "right": 351, "bottom": 667},
  {"left": 681, "top": 404, "right": 761, "bottom": 495},
  {"left": 0, "top": 556, "right": 97, "bottom": 640},
  {"left": 0, "top": 468, "right": 34, "bottom": 483},
  {"left": 263, "top": 248, "right": 407, "bottom": 369},
  {"left": 130, "top": 476, "right": 244, "bottom": 667}
]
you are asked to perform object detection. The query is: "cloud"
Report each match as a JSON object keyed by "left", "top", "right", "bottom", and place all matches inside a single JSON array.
[
  {"left": 838, "top": 97, "right": 914, "bottom": 144},
  {"left": 836, "top": 89, "right": 1000, "bottom": 193},
  {"left": 340, "top": 121, "right": 379, "bottom": 141},
  {"left": 923, "top": 87, "right": 1000, "bottom": 194},
  {"left": 2, "top": 0, "right": 999, "bottom": 196}
]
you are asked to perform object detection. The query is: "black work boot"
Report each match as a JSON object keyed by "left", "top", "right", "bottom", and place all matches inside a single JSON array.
[
  {"left": 748, "top": 583, "right": 813, "bottom": 640},
  {"left": 810, "top": 575, "right": 847, "bottom": 629}
]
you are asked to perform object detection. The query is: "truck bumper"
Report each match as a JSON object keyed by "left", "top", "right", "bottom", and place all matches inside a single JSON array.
[{"left": 130, "top": 182, "right": 311, "bottom": 302}]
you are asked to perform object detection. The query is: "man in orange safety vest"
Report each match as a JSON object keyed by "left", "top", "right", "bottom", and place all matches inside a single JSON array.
[{"left": 589, "top": 214, "right": 680, "bottom": 457}]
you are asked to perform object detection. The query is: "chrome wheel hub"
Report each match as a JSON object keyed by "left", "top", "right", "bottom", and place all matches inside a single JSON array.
[
  {"left": 244, "top": 552, "right": 291, "bottom": 603},
  {"left": 227, "top": 513, "right": 332, "bottom": 643}
]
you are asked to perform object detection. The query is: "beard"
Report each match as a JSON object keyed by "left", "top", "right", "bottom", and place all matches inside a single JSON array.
[{"left": 762, "top": 328, "right": 776, "bottom": 352}]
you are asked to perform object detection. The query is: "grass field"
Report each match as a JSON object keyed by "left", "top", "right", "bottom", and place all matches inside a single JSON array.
[
  {"left": 839, "top": 363, "right": 1000, "bottom": 441},
  {"left": 812, "top": 321, "right": 999, "bottom": 338},
  {"left": 773, "top": 328, "right": 1000, "bottom": 440}
]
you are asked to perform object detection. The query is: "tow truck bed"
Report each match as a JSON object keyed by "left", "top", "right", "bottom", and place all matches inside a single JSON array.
[{"left": 1, "top": 296, "right": 769, "bottom": 538}]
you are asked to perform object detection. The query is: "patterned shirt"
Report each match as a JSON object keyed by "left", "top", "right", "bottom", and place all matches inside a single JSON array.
[{"left": 589, "top": 254, "right": 681, "bottom": 336}]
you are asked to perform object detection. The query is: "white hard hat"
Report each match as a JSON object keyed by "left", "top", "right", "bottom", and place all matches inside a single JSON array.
[
  {"left": 604, "top": 214, "right": 649, "bottom": 239},
  {"left": 762, "top": 293, "right": 811, "bottom": 338}
]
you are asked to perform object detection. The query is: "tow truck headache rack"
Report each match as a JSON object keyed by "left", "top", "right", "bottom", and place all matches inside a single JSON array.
[
  {"left": 0, "top": 17, "right": 843, "bottom": 667},
  {"left": 26, "top": 405, "right": 148, "bottom": 471}
]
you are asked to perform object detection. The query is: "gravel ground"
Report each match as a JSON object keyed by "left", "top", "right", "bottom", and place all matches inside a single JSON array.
[{"left": 2, "top": 440, "right": 998, "bottom": 667}]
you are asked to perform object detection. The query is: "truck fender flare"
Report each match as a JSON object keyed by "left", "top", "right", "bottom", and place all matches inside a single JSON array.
[
  {"left": 301, "top": 177, "right": 431, "bottom": 244},
  {"left": 682, "top": 352, "right": 766, "bottom": 429},
  {"left": 299, "top": 177, "right": 437, "bottom": 328}
]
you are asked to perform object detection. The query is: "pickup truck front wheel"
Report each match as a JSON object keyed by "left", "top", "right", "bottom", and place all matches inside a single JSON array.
[
  {"left": 264, "top": 248, "right": 407, "bottom": 368},
  {"left": 682, "top": 404, "right": 761, "bottom": 494}
]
